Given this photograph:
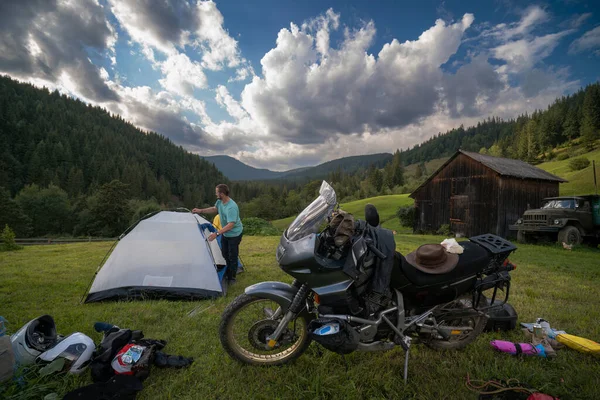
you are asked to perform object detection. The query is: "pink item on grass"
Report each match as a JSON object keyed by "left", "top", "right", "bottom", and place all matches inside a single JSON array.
[{"left": 490, "top": 340, "right": 545, "bottom": 357}]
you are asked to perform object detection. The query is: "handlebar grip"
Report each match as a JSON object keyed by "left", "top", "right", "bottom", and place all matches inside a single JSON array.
[{"left": 367, "top": 243, "right": 387, "bottom": 260}]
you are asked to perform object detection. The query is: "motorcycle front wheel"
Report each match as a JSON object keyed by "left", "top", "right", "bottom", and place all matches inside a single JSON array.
[{"left": 219, "top": 293, "right": 312, "bottom": 366}]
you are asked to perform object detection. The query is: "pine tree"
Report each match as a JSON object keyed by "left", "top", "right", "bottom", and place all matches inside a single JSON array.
[
  {"left": 391, "top": 150, "right": 404, "bottom": 187},
  {"left": 581, "top": 84, "right": 600, "bottom": 150},
  {"left": 525, "top": 119, "right": 539, "bottom": 162},
  {"left": 66, "top": 167, "right": 84, "bottom": 197},
  {"left": 414, "top": 164, "right": 424, "bottom": 179},
  {"left": 0, "top": 187, "right": 32, "bottom": 237},
  {"left": 562, "top": 106, "right": 580, "bottom": 140},
  {"left": 383, "top": 163, "right": 394, "bottom": 189},
  {"left": 91, "top": 180, "right": 131, "bottom": 236}
]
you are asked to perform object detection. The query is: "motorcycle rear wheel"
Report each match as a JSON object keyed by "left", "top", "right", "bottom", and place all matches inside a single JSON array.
[
  {"left": 424, "top": 296, "right": 487, "bottom": 351},
  {"left": 219, "top": 293, "right": 312, "bottom": 366}
]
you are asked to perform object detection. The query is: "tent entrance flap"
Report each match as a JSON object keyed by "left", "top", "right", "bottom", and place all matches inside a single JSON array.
[{"left": 84, "top": 211, "right": 228, "bottom": 303}]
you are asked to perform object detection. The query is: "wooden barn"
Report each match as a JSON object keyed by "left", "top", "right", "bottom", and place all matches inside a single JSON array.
[{"left": 410, "top": 150, "right": 567, "bottom": 238}]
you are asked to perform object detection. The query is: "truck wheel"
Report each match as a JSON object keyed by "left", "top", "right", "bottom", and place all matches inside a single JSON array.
[
  {"left": 558, "top": 226, "right": 582, "bottom": 246},
  {"left": 517, "top": 230, "right": 528, "bottom": 244}
]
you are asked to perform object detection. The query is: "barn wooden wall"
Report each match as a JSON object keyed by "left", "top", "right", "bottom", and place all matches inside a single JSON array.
[
  {"left": 497, "top": 178, "right": 559, "bottom": 237},
  {"left": 412, "top": 154, "right": 499, "bottom": 237},
  {"left": 412, "top": 154, "right": 560, "bottom": 238}
]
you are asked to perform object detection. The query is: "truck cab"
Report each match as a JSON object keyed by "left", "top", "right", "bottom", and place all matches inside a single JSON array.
[{"left": 510, "top": 195, "right": 600, "bottom": 245}]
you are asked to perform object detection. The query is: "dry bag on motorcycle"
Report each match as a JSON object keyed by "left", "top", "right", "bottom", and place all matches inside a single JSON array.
[{"left": 308, "top": 318, "right": 360, "bottom": 354}]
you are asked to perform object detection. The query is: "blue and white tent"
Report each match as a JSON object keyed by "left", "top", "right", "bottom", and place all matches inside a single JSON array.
[{"left": 85, "top": 211, "right": 236, "bottom": 303}]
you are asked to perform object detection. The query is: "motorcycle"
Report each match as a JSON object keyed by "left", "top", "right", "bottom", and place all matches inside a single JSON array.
[{"left": 219, "top": 181, "right": 516, "bottom": 380}]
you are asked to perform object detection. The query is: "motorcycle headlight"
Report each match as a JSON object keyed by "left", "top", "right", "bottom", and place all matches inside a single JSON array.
[{"left": 517, "top": 218, "right": 523, "bottom": 224}]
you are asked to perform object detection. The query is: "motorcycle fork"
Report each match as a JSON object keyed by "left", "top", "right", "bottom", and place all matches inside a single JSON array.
[{"left": 265, "top": 283, "right": 309, "bottom": 349}]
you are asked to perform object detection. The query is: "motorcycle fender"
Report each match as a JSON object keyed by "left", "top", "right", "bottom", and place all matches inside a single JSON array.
[{"left": 244, "top": 281, "right": 297, "bottom": 311}]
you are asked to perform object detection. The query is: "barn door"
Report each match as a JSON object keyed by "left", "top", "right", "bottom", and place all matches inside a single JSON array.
[{"left": 450, "top": 195, "right": 469, "bottom": 237}]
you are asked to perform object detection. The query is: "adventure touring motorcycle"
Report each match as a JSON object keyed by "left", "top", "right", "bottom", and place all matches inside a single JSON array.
[{"left": 219, "top": 181, "right": 516, "bottom": 380}]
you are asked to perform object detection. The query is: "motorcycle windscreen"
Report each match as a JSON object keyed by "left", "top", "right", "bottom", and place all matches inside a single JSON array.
[{"left": 286, "top": 181, "right": 337, "bottom": 241}]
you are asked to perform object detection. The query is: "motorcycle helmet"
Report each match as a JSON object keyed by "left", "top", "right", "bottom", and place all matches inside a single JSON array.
[
  {"left": 38, "top": 332, "right": 95, "bottom": 374},
  {"left": 10, "top": 315, "right": 57, "bottom": 366}
]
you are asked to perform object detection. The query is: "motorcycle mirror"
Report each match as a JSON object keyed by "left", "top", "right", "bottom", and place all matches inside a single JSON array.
[{"left": 365, "top": 204, "right": 380, "bottom": 227}]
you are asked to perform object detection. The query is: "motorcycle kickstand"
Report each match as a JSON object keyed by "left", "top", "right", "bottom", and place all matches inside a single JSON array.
[
  {"left": 399, "top": 336, "right": 412, "bottom": 384},
  {"left": 403, "top": 346, "right": 410, "bottom": 384}
]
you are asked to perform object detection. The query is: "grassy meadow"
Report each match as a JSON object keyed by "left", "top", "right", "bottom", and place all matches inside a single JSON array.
[
  {"left": 537, "top": 147, "right": 600, "bottom": 195},
  {"left": 271, "top": 194, "right": 414, "bottom": 233},
  {"left": 1, "top": 236, "right": 599, "bottom": 399}
]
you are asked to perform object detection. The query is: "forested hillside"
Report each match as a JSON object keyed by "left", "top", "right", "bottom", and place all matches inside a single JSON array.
[
  {"left": 402, "top": 82, "right": 600, "bottom": 165},
  {"left": 0, "top": 76, "right": 226, "bottom": 203},
  {"left": 0, "top": 76, "right": 232, "bottom": 237}
]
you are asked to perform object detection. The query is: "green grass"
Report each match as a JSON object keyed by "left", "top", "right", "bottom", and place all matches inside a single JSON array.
[
  {"left": 1, "top": 238, "right": 599, "bottom": 399},
  {"left": 537, "top": 148, "right": 600, "bottom": 196},
  {"left": 272, "top": 194, "right": 414, "bottom": 232}
]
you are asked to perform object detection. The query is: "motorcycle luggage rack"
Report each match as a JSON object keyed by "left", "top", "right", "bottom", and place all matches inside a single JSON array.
[{"left": 469, "top": 234, "right": 517, "bottom": 255}]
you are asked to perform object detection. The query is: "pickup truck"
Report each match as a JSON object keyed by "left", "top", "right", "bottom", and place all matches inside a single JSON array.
[{"left": 509, "top": 195, "right": 600, "bottom": 245}]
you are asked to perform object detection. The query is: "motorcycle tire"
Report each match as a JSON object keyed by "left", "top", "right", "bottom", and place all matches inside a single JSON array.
[
  {"left": 424, "top": 297, "right": 488, "bottom": 351},
  {"left": 219, "top": 293, "right": 312, "bottom": 366}
]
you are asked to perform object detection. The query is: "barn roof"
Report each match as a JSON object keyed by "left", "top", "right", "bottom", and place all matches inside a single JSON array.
[
  {"left": 459, "top": 150, "right": 568, "bottom": 182},
  {"left": 410, "top": 150, "right": 567, "bottom": 198}
]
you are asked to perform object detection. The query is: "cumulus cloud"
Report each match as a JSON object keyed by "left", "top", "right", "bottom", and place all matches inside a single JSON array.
[
  {"left": 209, "top": 6, "right": 581, "bottom": 168},
  {"left": 228, "top": 66, "right": 255, "bottom": 82},
  {"left": 110, "top": 0, "right": 245, "bottom": 75},
  {"left": 104, "top": 82, "right": 214, "bottom": 148},
  {"left": 234, "top": 12, "right": 474, "bottom": 146},
  {"left": 108, "top": 0, "right": 195, "bottom": 55},
  {"left": 0, "top": 0, "right": 119, "bottom": 102},
  {"left": 442, "top": 55, "right": 504, "bottom": 117},
  {"left": 569, "top": 26, "right": 600, "bottom": 55},
  {"left": 493, "top": 31, "right": 573, "bottom": 73},
  {"left": 158, "top": 53, "right": 207, "bottom": 96},
  {"left": 194, "top": 1, "right": 242, "bottom": 70}
]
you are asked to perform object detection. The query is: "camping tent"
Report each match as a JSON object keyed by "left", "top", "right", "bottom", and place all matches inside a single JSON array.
[{"left": 85, "top": 211, "right": 234, "bottom": 303}]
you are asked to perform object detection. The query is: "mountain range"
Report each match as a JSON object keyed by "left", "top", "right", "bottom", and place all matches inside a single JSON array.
[{"left": 203, "top": 153, "right": 393, "bottom": 181}]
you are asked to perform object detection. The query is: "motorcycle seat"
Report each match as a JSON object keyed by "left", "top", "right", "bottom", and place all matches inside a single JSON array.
[{"left": 400, "top": 241, "right": 491, "bottom": 287}]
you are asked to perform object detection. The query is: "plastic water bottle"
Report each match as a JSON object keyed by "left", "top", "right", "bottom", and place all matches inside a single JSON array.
[
  {"left": 536, "top": 319, "right": 556, "bottom": 339},
  {"left": 313, "top": 323, "right": 340, "bottom": 336}
]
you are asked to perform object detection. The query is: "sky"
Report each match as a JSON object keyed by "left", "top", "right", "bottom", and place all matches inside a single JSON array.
[{"left": 1, "top": 1, "right": 599, "bottom": 171}]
